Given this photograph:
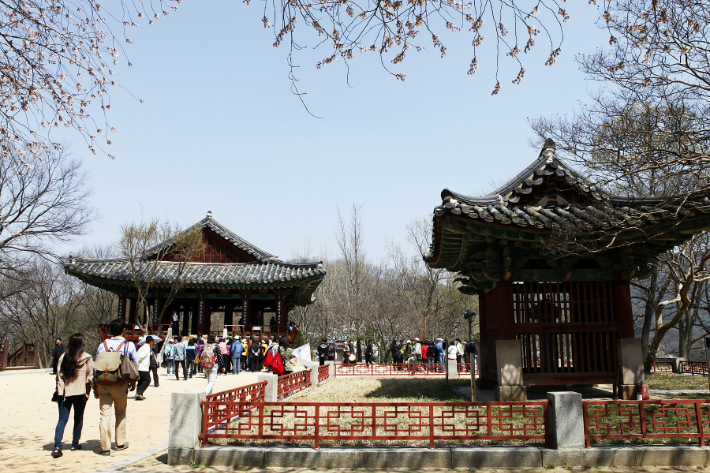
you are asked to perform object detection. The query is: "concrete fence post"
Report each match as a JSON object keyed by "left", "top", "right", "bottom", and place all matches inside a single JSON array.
[
  {"left": 547, "top": 391, "right": 585, "bottom": 449},
  {"left": 326, "top": 360, "right": 335, "bottom": 378},
  {"left": 168, "top": 391, "right": 206, "bottom": 465},
  {"left": 257, "top": 373, "right": 279, "bottom": 402},
  {"left": 311, "top": 366, "right": 319, "bottom": 386}
]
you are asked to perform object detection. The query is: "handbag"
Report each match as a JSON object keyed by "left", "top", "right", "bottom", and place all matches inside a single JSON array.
[{"left": 51, "top": 390, "right": 59, "bottom": 403}]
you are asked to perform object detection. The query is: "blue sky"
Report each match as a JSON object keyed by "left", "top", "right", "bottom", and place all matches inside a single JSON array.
[{"left": 61, "top": 0, "right": 610, "bottom": 262}]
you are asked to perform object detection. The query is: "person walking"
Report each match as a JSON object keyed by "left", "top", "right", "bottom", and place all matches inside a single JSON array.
[
  {"left": 135, "top": 336, "right": 155, "bottom": 400},
  {"left": 230, "top": 336, "right": 243, "bottom": 374},
  {"left": 455, "top": 338, "right": 464, "bottom": 365},
  {"left": 421, "top": 340, "right": 429, "bottom": 366},
  {"left": 52, "top": 333, "right": 93, "bottom": 458},
  {"left": 150, "top": 340, "right": 160, "bottom": 387},
  {"left": 328, "top": 339, "right": 336, "bottom": 361},
  {"left": 218, "top": 338, "right": 230, "bottom": 374},
  {"left": 186, "top": 339, "right": 197, "bottom": 378},
  {"left": 365, "top": 339, "right": 373, "bottom": 365},
  {"left": 240, "top": 337, "right": 248, "bottom": 372},
  {"left": 172, "top": 337, "right": 187, "bottom": 380},
  {"left": 279, "top": 336, "right": 294, "bottom": 376},
  {"left": 52, "top": 338, "right": 65, "bottom": 375},
  {"left": 94, "top": 319, "right": 137, "bottom": 456},
  {"left": 342, "top": 340, "right": 351, "bottom": 365},
  {"left": 171, "top": 311, "right": 180, "bottom": 338},
  {"left": 203, "top": 333, "right": 226, "bottom": 395},
  {"left": 317, "top": 339, "right": 329, "bottom": 366},
  {"left": 165, "top": 339, "right": 175, "bottom": 376},
  {"left": 248, "top": 337, "right": 261, "bottom": 372}
]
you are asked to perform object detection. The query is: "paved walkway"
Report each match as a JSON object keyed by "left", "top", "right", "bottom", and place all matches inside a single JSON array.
[{"left": 0, "top": 367, "right": 264, "bottom": 473}]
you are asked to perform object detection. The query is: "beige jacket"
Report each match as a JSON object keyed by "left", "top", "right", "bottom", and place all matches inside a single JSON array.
[{"left": 56, "top": 352, "right": 93, "bottom": 397}]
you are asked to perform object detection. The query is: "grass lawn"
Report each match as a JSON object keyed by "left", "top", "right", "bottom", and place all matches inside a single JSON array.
[
  {"left": 645, "top": 373, "right": 709, "bottom": 391},
  {"left": 214, "top": 377, "right": 545, "bottom": 448}
]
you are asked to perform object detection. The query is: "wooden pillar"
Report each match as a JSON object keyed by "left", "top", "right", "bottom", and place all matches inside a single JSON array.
[
  {"left": 118, "top": 293, "right": 127, "bottom": 321},
  {"left": 182, "top": 304, "right": 191, "bottom": 336},
  {"left": 156, "top": 295, "right": 165, "bottom": 327},
  {"left": 197, "top": 295, "right": 206, "bottom": 334},
  {"left": 277, "top": 296, "right": 284, "bottom": 326},
  {"left": 128, "top": 298, "right": 137, "bottom": 326},
  {"left": 478, "top": 289, "right": 489, "bottom": 384},
  {"left": 204, "top": 299, "right": 212, "bottom": 335},
  {"left": 613, "top": 275, "right": 635, "bottom": 338},
  {"left": 225, "top": 302, "right": 234, "bottom": 327},
  {"left": 31, "top": 340, "right": 39, "bottom": 368},
  {"left": 1, "top": 340, "right": 8, "bottom": 370},
  {"left": 243, "top": 294, "right": 250, "bottom": 326},
  {"left": 495, "top": 283, "right": 516, "bottom": 340}
]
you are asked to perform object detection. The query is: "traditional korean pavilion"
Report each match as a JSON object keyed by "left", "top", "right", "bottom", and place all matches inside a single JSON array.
[
  {"left": 425, "top": 140, "right": 710, "bottom": 398},
  {"left": 64, "top": 212, "right": 326, "bottom": 339}
]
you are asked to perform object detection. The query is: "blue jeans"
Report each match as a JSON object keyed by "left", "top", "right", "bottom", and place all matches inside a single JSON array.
[
  {"left": 166, "top": 359, "right": 174, "bottom": 375},
  {"left": 232, "top": 357, "right": 241, "bottom": 374},
  {"left": 54, "top": 394, "right": 87, "bottom": 449}
]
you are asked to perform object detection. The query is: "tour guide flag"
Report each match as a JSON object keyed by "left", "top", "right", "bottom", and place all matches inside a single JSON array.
[{"left": 292, "top": 343, "right": 312, "bottom": 370}]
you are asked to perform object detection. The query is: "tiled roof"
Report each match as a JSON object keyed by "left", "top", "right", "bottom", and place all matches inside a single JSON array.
[
  {"left": 146, "top": 213, "right": 278, "bottom": 262},
  {"left": 63, "top": 257, "right": 325, "bottom": 287},
  {"left": 432, "top": 141, "right": 710, "bottom": 232}
]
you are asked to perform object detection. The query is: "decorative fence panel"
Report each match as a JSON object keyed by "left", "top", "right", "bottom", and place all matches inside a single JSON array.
[
  {"left": 200, "top": 401, "right": 549, "bottom": 449},
  {"left": 652, "top": 360, "right": 674, "bottom": 373},
  {"left": 278, "top": 369, "right": 312, "bottom": 399},
  {"left": 318, "top": 364, "right": 330, "bottom": 382},
  {"left": 335, "top": 363, "right": 447, "bottom": 376},
  {"left": 680, "top": 361, "right": 708, "bottom": 376},
  {"left": 583, "top": 399, "right": 710, "bottom": 448},
  {"left": 457, "top": 363, "right": 479, "bottom": 376},
  {"left": 203, "top": 381, "right": 267, "bottom": 434}
]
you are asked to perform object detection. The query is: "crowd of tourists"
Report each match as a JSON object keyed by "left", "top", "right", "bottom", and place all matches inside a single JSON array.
[
  {"left": 50, "top": 319, "right": 297, "bottom": 461},
  {"left": 334, "top": 337, "right": 477, "bottom": 366}
]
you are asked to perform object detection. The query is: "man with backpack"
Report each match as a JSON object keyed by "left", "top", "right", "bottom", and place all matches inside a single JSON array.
[{"left": 93, "top": 319, "right": 138, "bottom": 456}]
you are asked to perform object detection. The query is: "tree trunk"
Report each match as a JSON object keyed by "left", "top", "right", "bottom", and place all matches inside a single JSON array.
[{"left": 640, "top": 268, "right": 658, "bottom": 362}]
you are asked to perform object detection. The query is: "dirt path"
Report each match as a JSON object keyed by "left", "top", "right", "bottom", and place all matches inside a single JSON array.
[{"left": 0, "top": 368, "right": 264, "bottom": 473}]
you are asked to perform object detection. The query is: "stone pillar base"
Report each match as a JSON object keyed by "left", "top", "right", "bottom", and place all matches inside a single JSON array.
[
  {"left": 619, "top": 384, "right": 638, "bottom": 400},
  {"left": 495, "top": 385, "right": 527, "bottom": 401}
]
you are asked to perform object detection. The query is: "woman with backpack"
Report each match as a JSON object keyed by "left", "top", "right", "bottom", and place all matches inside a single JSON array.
[
  {"left": 202, "top": 333, "right": 225, "bottom": 395},
  {"left": 52, "top": 333, "right": 94, "bottom": 458}
]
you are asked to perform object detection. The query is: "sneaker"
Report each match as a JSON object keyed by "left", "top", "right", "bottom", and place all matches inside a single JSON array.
[
  {"left": 101, "top": 451, "right": 111, "bottom": 456},
  {"left": 51, "top": 448, "right": 62, "bottom": 458},
  {"left": 114, "top": 443, "right": 129, "bottom": 451},
  {"left": 70, "top": 445, "right": 81, "bottom": 451}
]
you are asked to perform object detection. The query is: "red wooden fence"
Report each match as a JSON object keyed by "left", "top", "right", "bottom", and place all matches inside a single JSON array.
[
  {"left": 680, "top": 361, "right": 708, "bottom": 376},
  {"left": 457, "top": 363, "right": 480, "bottom": 376},
  {"left": 652, "top": 360, "right": 673, "bottom": 373},
  {"left": 318, "top": 364, "right": 330, "bottom": 382},
  {"left": 335, "top": 363, "right": 447, "bottom": 376},
  {"left": 583, "top": 399, "right": 710, "bottom": 448},
  {"left": 202, "top": 381, "right": 267, "bottom": 435},
  {"left": 277, "top": 369, "right": 312, "bottom": 399},
  {"left": 200, "top": 400, "right": 549, "bottom": 449}
]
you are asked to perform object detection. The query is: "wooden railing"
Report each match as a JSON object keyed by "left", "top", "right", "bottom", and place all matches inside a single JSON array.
[
  {"left": 1, "top": 340, "right": 39, "bottom": 370},
  {"left": 202, "top": 381, "right": 268, "bottom": 436},
  {"left": 199, "top": 400, "right": 550, "bottom": 449},
  {"left": 334, "top": 363, "right": 447, "bottom": 376},
  {"left": 318, "top": 364, "right": 330, "bottom": 382},
  {"left": 652, "top": 360, "right": 674, "bottom": 373},
  {"left": 680, "top": 361, "right": 708, "bottom": 376},
  {"left": 277, "top": 369, "right": 312, "bottom": 399},
  {"left": 457, "top": 363, "right": 480, "bottom": 376},
  {"left": 583, "top": 399, "right": 710, "bottom": 447}
]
